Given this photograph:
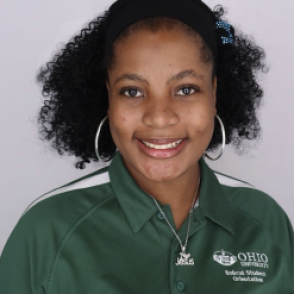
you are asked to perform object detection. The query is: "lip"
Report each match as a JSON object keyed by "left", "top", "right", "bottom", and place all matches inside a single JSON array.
[{"left": 136, "top": 137, "right": 187, "bottom": 158}]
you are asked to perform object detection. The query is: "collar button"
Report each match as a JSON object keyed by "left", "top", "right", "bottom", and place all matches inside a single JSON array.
[{"left": 157, "top": 211, "right": 165, "bottom": 220}]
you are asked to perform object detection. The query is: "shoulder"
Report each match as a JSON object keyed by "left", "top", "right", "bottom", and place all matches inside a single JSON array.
[
  {"left": 23, "top": 165, "right": 114, "bottom": 216},
  {"left": 1, "top": 165, "right": 116, "bottom": 263},
  {"left": 213, "top": 169, "right": 293, "bottom": 253},
  {"left": 213, "top": 169, "right": 278, "bottom": 209},
  {"left": 213, "top": 169, "right": 276, "bottom": 210},
  {"left": 213, "top": 169, "right": 286, "bottom": 222},
  {"left": 0, "top": 165, "right": 115, "bottom": 291},
  {"left": 14, "top": 165, "right": 116, "bottom": 240}
]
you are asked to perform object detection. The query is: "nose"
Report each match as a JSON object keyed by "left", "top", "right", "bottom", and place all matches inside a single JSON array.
[{"left": 142, "top": 96, "right": 180, "bottom": 128}]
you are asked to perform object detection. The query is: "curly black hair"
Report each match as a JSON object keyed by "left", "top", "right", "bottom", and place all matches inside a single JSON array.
[{"left": 36, "top": 3, "right": 267, "bottom": 169}]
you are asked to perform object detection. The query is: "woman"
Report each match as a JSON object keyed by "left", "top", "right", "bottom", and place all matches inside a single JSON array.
[{"left": 0, "top": 0, "right": 293, "bottom": 292}]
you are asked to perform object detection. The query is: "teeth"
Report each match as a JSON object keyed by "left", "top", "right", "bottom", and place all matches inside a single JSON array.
[{"left": 141, "top": 139, "right": 183, "bottom": 149}]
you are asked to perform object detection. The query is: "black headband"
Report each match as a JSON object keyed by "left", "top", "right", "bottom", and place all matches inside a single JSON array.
[{"left": 104, "top": 0, "right": 218, "bottom": 59}]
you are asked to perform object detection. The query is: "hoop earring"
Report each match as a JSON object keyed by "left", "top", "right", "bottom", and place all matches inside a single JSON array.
[
  {"left": 204, "top": 114, "right": 226, "bottom": 161},
  {"left": 94, "top": 115, "right": 116, "bottom": 162}
]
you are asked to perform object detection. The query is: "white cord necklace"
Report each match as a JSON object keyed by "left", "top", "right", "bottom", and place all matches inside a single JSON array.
[{"left": 143, "top": 175, "right": 201, "bottom": 266}]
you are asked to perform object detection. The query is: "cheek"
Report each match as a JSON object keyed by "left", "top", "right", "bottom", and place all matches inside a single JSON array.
[
  {"left": 109, "top": 114, "right": 128, "bottom": 138},
  {"left": 108, "top": 101, "right": 127, "bottom": 128},
  {"left": 184, "top": 108, "right": 214, "bottom": 136},
  {"left": 108, "top": 108, "right": 138, "bottom": 145},
  {"left": 116, "top": 116, "right": 126, "bottom": 124}
]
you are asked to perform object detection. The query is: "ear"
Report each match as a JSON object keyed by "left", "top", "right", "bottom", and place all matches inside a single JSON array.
[
  {"left": 212, "top": 76, "right": 217, "bottom": 114},
  {"left": 106, "top": 80, "right": 110, "bottom": 91}
]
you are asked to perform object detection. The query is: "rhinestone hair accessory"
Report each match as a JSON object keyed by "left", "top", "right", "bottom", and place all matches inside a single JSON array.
[{"left": 215, "top": 20, "right": 234, "bottom": 45}]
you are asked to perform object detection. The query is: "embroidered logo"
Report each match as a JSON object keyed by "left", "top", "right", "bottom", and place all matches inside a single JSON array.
[
  {"left": 213, "top": 250, "right": 269, "bottom": 269},
  {"left": 213, "top": 249, "right": 238, "bottom": 266},
  {"left": 213, "top": 249, "right": 269, "bottom": 283}
]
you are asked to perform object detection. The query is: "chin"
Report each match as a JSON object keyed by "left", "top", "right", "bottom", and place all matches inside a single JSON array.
[{"left": 141, "top": 162, "right": 182, "bottom": 182}]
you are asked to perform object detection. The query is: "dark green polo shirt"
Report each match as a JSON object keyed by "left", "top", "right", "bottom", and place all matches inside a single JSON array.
[{"left": 0, "top": 151, "right": 293, "bottom": 293}]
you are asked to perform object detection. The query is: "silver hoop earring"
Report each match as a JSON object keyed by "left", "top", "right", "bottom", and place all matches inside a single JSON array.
[
  {"left": 94, "top": 115, "right": 116, "bottom": 162},
  {"left": 204, "top": 114, "right": 226, "bottom": 161}
]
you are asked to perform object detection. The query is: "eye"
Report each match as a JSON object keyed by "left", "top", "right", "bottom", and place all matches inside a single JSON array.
[
  {"left": 122, "top": 88, "right": 143, "bottom": 98},
  {"left": 177, "top": 86, "right": 197, "bottom": 96}
]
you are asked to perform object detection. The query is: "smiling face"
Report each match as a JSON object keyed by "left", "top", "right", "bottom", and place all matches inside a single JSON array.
[{"left": 106, "top": 25, "right": 217, "bottom": 184}]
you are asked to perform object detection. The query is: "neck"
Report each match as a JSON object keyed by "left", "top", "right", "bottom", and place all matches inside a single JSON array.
[
  {"left": 123, "top": 159, "right": 201, "bottom": 230},
  {"left": 141, "top": 169, "right": 200, "bottom": 208}
]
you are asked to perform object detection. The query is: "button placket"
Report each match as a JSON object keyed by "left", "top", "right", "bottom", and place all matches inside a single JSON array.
[{"left": 168, "top": 208, "right": 206, "bottom": 294}]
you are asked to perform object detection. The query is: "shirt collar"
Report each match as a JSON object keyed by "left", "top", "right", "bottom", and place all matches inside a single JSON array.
[
  {"left": 108, "top": 151, "right": 235, "bottom": 236},
  {"left": 109, "top": 151, "right": 158, "bottom": 233},
  {"left": 197, "top": 155, "right": 236, "bottom": 236}
]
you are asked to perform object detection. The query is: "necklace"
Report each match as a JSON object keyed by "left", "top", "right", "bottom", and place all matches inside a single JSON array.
[{"left": 144, "top": 175, "right": 200, "bottom": 266}]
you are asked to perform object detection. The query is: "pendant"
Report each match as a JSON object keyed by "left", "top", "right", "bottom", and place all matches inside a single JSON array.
[{"left": 175, "top": 246, "right": 194, "bottom": 266}]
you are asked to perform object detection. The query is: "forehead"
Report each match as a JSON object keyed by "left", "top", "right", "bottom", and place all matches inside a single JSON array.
[
  {"left": 114, "top": 24, "right": 201, "bottom": 51},
  {"left": 109, "top": 28, "right": 212, "bottom": 77}
]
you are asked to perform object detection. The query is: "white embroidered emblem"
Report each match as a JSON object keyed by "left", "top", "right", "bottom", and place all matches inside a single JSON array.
[{"left": 213, "top": 249, "right": 238, "bottom": 266}]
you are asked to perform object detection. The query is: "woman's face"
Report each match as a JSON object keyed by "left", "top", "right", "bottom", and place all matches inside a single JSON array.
[{"left": 106, "top": 27, "right": 217, "bottom": 183}]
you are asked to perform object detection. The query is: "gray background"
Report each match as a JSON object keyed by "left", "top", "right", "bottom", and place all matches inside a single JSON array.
[{"left": 1, "top": 0, "right": 293, "bottom": 252}]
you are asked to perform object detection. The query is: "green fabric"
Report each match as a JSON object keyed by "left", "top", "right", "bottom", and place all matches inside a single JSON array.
[{"left": 0, "top": 151, "right": 293, "bottom": 293}]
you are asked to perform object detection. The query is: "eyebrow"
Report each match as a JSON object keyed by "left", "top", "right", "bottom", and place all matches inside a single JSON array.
[
  {"left": 167, "top": 69, "right": 205, "bottom": 83},
  {"left": 114, "top": 69, "right": 205, "bottom": 85},
  {"left": 114, "top": 74, "right": 149, "bottom": 85}
]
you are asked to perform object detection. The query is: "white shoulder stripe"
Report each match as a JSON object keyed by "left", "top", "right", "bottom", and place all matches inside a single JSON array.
[
  {"left": 214, "top": 172, "right": 255, "bottom": 189},
  {"left": 22, "top": 171, "right": 110, "bottom": 216},
  {"left": 194, "top": 198, "right": 200, "bottom": 208}
]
